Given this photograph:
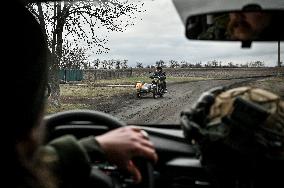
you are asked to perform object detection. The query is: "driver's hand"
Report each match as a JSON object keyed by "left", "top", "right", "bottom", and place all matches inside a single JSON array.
[{"left": 95, "top": 126, "right": 158, "bottom": 183}]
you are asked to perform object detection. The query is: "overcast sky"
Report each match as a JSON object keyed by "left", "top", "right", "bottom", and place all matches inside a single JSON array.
[{"left": 89, "top": 0, "right": 283, "bottom": 67}]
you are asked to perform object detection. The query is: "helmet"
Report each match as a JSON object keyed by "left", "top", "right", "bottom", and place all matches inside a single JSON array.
[
  {"left": 156, "top": 66, "right": 162, "bottom": 71},
  {"left": 181, "top": 86, "right": 284, "bottom": 159},
  {"left": 180, "top": 86, "right": 284, "bottom": 186}
]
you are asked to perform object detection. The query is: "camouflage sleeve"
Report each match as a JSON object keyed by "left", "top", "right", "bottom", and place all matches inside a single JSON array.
[
  {"left": 42, "top": 135, "right": 92, "bottom": 188},
  {"left": 35, "top": 135, "right": 108, "bottom": 188},
  {"left": 78, "top": 136, "right": 107, "bottom": 162}
]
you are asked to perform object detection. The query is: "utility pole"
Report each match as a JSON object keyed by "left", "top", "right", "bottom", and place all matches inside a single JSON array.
[{"left": 278, "top": 40, "right": 281, "bottom": 67}]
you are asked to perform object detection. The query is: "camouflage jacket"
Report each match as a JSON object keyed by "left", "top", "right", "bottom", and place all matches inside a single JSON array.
[
  {"left": 150, "top": 71, "right": 166, "bottom": 80},
  {"left": 37, "top": 135, "right": 106, "bottom": 188}
]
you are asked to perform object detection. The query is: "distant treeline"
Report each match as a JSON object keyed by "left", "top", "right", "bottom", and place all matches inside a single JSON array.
[
  {"left": 81, "top": 67, "right": 284, "bottom": 82},
  {"left": 149, "top": 60, "right": 268, "bottom": 68},
  {"left": 64, "top": 58, "right": 282, "bottom": 70},
  {"left": 88, "top": 59, "right": 273, "bottom": 70}
]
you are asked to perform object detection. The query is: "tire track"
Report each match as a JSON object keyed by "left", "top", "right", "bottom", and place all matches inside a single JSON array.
[{"left": 110, "top": 78, "right": 256, "bottom": 124}]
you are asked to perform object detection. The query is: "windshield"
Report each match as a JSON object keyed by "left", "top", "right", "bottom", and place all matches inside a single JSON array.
[{"left": 28, "top": 0, "right": 284, "bottom": 125}]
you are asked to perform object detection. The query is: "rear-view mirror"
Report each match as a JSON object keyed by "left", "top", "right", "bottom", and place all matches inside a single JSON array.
[{"left": 185, "top": 10, "right": 284, "bottom": 43}]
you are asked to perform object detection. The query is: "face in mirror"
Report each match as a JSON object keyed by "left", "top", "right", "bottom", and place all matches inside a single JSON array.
[
  {"left": 186, "top": 10, "right": 284, "bottom": 41},
  {"left": 228, "top": 11, "right": 272, "bottom": 41}
]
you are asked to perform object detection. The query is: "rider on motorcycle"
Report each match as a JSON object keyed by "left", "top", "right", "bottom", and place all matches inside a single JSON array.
[{"left": 150, "top": 66, "right": 167, "bottom": 93}]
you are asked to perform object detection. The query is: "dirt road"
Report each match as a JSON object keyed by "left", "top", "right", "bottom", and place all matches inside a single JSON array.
[{"left": 110, "top": 78, "right": 261, "bottom": 124}]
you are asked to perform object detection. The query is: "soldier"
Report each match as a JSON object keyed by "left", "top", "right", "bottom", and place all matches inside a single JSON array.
[
  {"left": 227, "top": 11, "right": 272, "bottom": 41},
  {"left": 151, "top": 66, "right": 167, "bottom": 92},
  {"left": 180, "top": 86, "right": 284, "bottom": 188},
  {"left": 8, "top": 1, "right": 157, "bottom": 188}
]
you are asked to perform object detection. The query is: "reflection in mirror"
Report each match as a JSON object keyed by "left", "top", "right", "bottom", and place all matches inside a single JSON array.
[{"left": 186, "top": 11, "right": 284, "bottom": 42}]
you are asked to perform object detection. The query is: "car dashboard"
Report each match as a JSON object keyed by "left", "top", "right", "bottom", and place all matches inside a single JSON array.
[{"left": 48, "top": 121, "right": 212, "bottom": 188}]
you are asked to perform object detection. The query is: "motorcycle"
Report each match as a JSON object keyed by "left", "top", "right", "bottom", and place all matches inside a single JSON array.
[
  {"left": 150, "top": 75, "right": 166, "bottom": 99},
  {"left": 135, "top": 74, "right": 166, "bottom": 99}
]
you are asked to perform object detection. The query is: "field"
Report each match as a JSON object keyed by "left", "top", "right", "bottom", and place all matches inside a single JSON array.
[
  {"left": 46, "top": 76, "right": 206, "bottom": 114},
  {"left": 89, "top": 76, "right": 207, "bottom": 86}
]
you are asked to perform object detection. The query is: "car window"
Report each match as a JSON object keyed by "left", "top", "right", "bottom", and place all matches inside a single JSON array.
[{"left": 27, "top": 0, "right": 284, "bottom": 125}]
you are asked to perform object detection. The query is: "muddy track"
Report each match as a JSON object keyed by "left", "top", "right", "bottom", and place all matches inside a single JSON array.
[{"left": 109, "top": 78, "right": 262, "bottom": 124}]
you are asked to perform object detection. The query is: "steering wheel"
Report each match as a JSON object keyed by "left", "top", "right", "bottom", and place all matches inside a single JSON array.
[{"left": 44, "top": 109, "right": 154, "bottom": 188}]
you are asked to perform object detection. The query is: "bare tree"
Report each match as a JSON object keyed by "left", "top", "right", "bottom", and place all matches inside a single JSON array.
[
  {"left": 205, "top": 61, "right": 212, "bottom": 67},
  {"left": 228, "top": 62, "right": 238, "bottom": 68},
  {"left": 211, "top": 60, "right": 218, "bottom": 67},
  {"left": 169, "top": 60, "right": 179, "bottom": 68},
  {"left": 101, "top": 60, "right": 108, "bottom": 69},
  {"left": 121, "top": 60, "right": 128, "bottom": 69},
  {"left": 248, "top": 61, "right": 265, "bottom": 67},
  {"left": 156, "top": 60, "right": 165, "bottom": 68},
  {"left": 61, "top": 41, "right": 88, "bottom": 69},
  {"left": 93, "top": 59, "right": 100, "bottom": 69},
  {"left": 180, "top": 60, "right": 188, "bottom": 68},
  {"left": 106, "top": 60, "right": 114, "bottom": 69},
  {"left": 194, "top": 62, "right": 202, "bottom": 68},
  {"left": 27, "top": 1, "right": 144, "bottom": 107},
  {"left": 115, "top": 60, "right": 121, "bottom": 69},
  {"left": 136, "top": 62, "right": 143, "bottom": 68}
]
